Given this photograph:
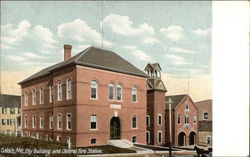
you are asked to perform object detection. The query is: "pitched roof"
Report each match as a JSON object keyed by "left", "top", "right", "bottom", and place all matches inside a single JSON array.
[
  {"left": 198, "top": 121, "right": 212, "bottom": 132},
  {"left": 165, "top": 94, "right": 187, "bottom": 110},
  {"left": 0, "top": 94, "right": 21, "bottom": 108},
  {"left": 147, "top": 79, "right": 167, "bottom": 91},
  {"left": 144, "top": 63, "right": 162, "bottom": 71},
  {"left": 195, "top": 99, "right": 213, "bottom": 108},
  {"left": 19, "top": 46, "right": 148, "bottom": 84}
]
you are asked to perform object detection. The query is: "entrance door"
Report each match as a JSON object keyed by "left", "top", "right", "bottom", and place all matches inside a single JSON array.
[
  {"left": 189, "top": 132, "right": 196, "bottom": 145},
  {"left": 110, "top": 117, "right": 121, "bottom": 139},
  {"left": 178, "top": 132, "right": 186, "bottom": 146}
]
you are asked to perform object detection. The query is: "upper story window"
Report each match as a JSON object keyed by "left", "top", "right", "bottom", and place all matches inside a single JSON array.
[
  {"left": 193, "top": 115, "right": 197, "bottom": 123},
  {"left": 66, "top": 79, "right": 72, "bottom": 99},
  {"left": 109, "top": 83, "right": 114, "bottom": 100},
  {"left": 91, "top": 80, "right": 98, "bottom": 99},
  {"left": 178, "top": 114, "right": 181, "bottom": 124},
  {"left": 49, "top": 115, "right": 53, "bottom": 129},
  {"left": 66, "top": 113, "right": 72, "bottom": 130},
  {"left": 24, "top": 115, "right": 28, "bottom": 128},
  {"left": 132, "top": 86, "right": 137, "bottom": 102},
  {"left": 10, "top": 108, "right": 15, "bottom": 114},
  {"left": 32, "top": 115, "right": 36, "bottom": 128},
  {"left": 146, "top": 115, "right": 150, "bottom": 127},
  {"left": 24, "top": 91, "right": 28, "bottom": 106},
  {"left": 132, "top": 116, "right": 137, "bottom": 129},
  {"left": 57, "top": 81, "right": 62, "bottom": 101},
  {"left": 90, "top": 115, "right": 97, "bottom": 130},
  {"left": 49, "top": 85, "right": 54, "bottom": 103},
  {"left": 158, "top": 114, "right": 162, "bottom": 126},
  {"left": 117, "top": 84, "right": 122, "bottom": 101},
  {"left": 32, "top": 89, "right": 36, "bottom": 105},
  {"left": 204, "top": 112, "right": 208, "bottom": 120},
  {"left": 57, "top": 113, "right": 62, "bottom": 129},
  {"left": 185, "top": 103, "right": 189, "bottom": 111},
  {"left": 40, "top": 88, "right": 44, "bottom": 104},
  {"left": 40, "top": 115, "right": 44, "bottom": 128},
  {"left": 2, "top": 107, "right": 7, "bottom": 114},
  {"left": 185, "top": 114, "right": 189, "bottom": 124}
]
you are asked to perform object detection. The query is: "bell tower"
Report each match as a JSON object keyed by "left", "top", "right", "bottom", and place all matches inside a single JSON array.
[{"left": 144, "top": 63, "right": 167, "bottom": 146}]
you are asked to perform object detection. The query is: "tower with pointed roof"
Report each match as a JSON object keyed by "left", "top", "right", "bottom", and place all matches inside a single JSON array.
[{"left": 144, "top": 63, "right": 167, "bottom": 145}]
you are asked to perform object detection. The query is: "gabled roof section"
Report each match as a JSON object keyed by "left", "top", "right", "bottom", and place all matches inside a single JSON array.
[
  {"left": 165, "top": 94, "right": 187, "bottom": 110},
  {"left": 144, "top": 63, "right": 162, "bottom": 71},
  {"left": 0, "top": 94, "right": 21, "bottom": 108},
  {"left": 147, "top": 79, "right": 167, "bottom": 91},
  {"left": 19, "top": 46, "right": 148, "bottom": 84}
]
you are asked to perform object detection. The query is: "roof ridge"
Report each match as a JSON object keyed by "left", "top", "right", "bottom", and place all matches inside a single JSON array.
[{"left": 165, "top": 94, "right": 187, "bottom": 97}]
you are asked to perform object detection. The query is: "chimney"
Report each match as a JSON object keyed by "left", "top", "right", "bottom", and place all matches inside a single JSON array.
[{"left": 64, "top": 44, "right": 72, "bottom": 60}]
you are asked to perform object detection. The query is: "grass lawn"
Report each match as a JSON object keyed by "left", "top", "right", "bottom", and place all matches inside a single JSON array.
[{"left": 0, "top": 134, "right": 135, "bottom": 157}]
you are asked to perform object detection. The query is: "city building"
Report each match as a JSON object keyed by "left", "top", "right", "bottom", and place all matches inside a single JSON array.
[
  {"left": 165, "top": 94, "right": 198, "bottom": 147},
  {"left": 195, "top": 99, "right": 212, "bottom": 146},
  {"left": 0, "top": 94, "right": 21, "bottom": 133},
  {"left": 18, "top": 45, "right": 148, "bottom": 147}
]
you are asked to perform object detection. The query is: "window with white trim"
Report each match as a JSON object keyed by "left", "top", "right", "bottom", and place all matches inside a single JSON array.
[
  {"left": 207, "top": 136, "right": 212, "bottom": 144},
  {"left": 57, "top": 135, "right": 62, "bottom": 142},
  {"left": 24, "top": 115, "right": 28, "bottom": 128},
  {"left": 66, "top": 113, "right": 72, "bottom": 130},
  {"left": 193, "top": 115, "right": 197, "bottom": 123},
  {"left": 40, "top": 88, "right": 44, "bottom": 104},
  {"left": 146, "top": 115, "right": 150, "bottom": 127},
  {"left": 132, "top": 116, "right": 137, "bottom": 128},
  {"left": 178, "top": 114, "right": 181, "bottom": 124},
  {"left": 66, "top": 79, "right": 72, "bottom": 99},
  {"left": 117, "top": 84, "right": 122, "bottom": 101},
  {"left": 91, "top": 138, "right": 96, "bottom": 144},
  {"left": 132, "top": 86, "right": 137, "bottom": 102},
  {"left": 146, "top": 131, "right": 150, "bottom": 143},
  {"left": 158, "top": 114, "right": 162, "bottom": 126},
  {"left": 49, "top": 115, "right": 53, "bottom": 129},
  {"left": 40, "top": 115, "right": 44, "bottom": 128},
  {"left": 109, "top": 83, "right": 114, "bottom": 100},
  {"left": 57, "top": 114, "right": 62, "bottom": 129},
  {"left": 49, "top": 85, "right": 53, "bottom": 103},
  {"left": 90, "top": 115, "right": 97, "bottom": 129},
  {"left": 204, "top": 112, "right": 208, "bottom": 120},
  {"left": 32, "top": 89, "right": 36, "bottom": 105},
  {"left": 32, "top": 115, "right": 36, "bottom": 128},
  {"left": 185, "top": 114, "right": 189, "bottom": 124},
  {"left": 57, "top": 81, "right": 62, "bottom": 101},
  {"left": 185, "top": 103, "right": 189, "bottom": 111},
  {"left": 24, "top": 91, "right": 28, "bottom": 106},
  {"left": 132, "top": 136, "right": 137, "bottom": 143},
  {"left": 2, "top": 107, "right": 7, "bottom": 114},
  {"left": 158, "top": 131, "right": 162, "bottom": 143},
  {"left": 91, "top": 80, "right": 98, "bottom": 99}
]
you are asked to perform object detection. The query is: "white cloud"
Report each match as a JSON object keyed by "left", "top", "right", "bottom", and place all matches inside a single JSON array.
[
  {"left": 142, "top": 37, "right": 160, "bottom": 44},
  {"left": 123, "top": 45, "right": 153, "bottom": 61},
  {"left": 169, "top": 47, "right": 197, "bottom": 54},
  {"left": 102, "top": 14, "right": 154, "bottom": 36},
  {"left": 23, "top": 52, "right": 45, "bottom": 59},
  {"left": 191, "top": 28, "right": 211, "bottom": 37},
  {"left": 165, "top": 54, "right": 187, "bottom": 65},
  {"left": 7, "top": 55, "right": 26, "bottom": 62},
  {"left": 160, "top": 26, "right": 184, "bottom": 41}
]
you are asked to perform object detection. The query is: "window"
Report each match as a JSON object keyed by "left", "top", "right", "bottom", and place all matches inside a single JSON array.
[
  {"left": 10, "top": 119, "right": 15, "bottom": 125},
  {"left": 91, "top": 138, "right": 96, "bottom": 144},
  {"left": 2, "top": 107, "right": 7, "bottom": 114},
  {"left": 57, "top": 81, "right": 62, "bottom": 101},
  {"left": 146, "top": 131, "right": 150, "bottom": 143},
  {"left": 66, "top": 79, "right": 72, "bottom": 99},
  {"left": 178, "top": 114, "right": 181, "bottom": 124},
  {"left": 40, "top": 115, "right": 44, "bottom": 128},
  {"left": 185, "top": 103, "right": 189, "bottom": 111},
  {"left": 207, "top": 136, "right": 212, "bottom": 144},
  {"left": 193, "top": 115, "right": 197, "bottom": 123},
  {"left": 185, "top": 114, "right": 189, "bottom": 124},
  {"left": 24, "top": 115, "right": 28, "bottom": 128},
  {"left": 117, "top": 84, "right": 122, "bottom": 101},
  {"left": 66, "top": 113, "right": 72, "bottom": 130},
  {"left": 158, "top": 131, "right": 162, "bottom": 143},
  {"left": 32, "top": 89, "right": 36, "bottom": 105},
  {"left": 40, "top": 88, "right": 44, "bottom": 104},
  {"left": 90, "top": 115, "right": 97, "bottom": 129},
  {"left": 49, "top": 115, "right": 53, "bottom": 129},
  {"left": 204, "top": 112, "right": 208, "bottom": 120},
  {"left": 24, "top": 91, "right": 28, "bottom": 106},
  {"left": 132, "top": 136, "right": 137, "bottom": 143},
  {"left": 146, "top": 115, "right": 150, "bottom": 127},
  {"left": 10, "top": 108, "right": 15, "bottom": 114},
  {"left": 158, "top": 114, "right": 162, "bottom": 126},
  {"left": 132, "top": 116, "right": 137, "bottom": 128},
  {"left": 18, "top": 108, "right": 20, "bottom": 114},
  {"left": 57, "top": 136, "right": 62, "bottom": 142},
  {"left": 132, "top": 86, "right": 137, "bottom": 102},
  {"left": 57, "top": 114, "right": 62, "bottom": 129},
  {"left": 49, "top": 85, "right": 54, "bottom": 103},
  {"left": 91, "top": 80, "right": 98, "bottom": 99},
  {"left": 32, "top": 115, "right": 36, "bottom": 128},
  {"left": 109, "top": 83, "right": 114, "bottom": 100},
  {"left": 2, "top": 119, "right": 7, "bottom": 125}
]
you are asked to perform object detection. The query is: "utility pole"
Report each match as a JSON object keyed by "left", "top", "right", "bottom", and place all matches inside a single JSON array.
[{"left": 166, "top": 98, "right": 173, "bottom": 157}]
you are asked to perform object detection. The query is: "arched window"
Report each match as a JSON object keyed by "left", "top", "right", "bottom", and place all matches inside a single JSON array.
[
  {"left": 132, "top": 86, "right": 137, "bottom": 102},
  {"left": 49, "top": 85, "right": 53, "bottom": 103},
  {"left": 32, "top": 115, "right": 36, "bottom": 128},
  {"left": 40, "top": 115, "right": 44, "bottom": 128},
  {"left": 40, "top": 88, "right": 44, "bottom": 104},
  {"left": 24, "top": 91, "right": 28, "bottom": 106},
  {"left": 146, "top": 115, "right": 150, "bottom": 127},
  {"left": 109, "top": 83, "right": 114, "bottom": 100},
  {"left": 158, "top": 114, "right": 162, "bottom": 126},
  {"left": 90, "top": 115, "right": 97, "bottom": 129},
  {"left": 132, "top": 136, "right": 137, "bottom": 143},
  {"left": 178, "top": 114, "right": 181, "bottom": 124},
  {"left": 185, "top": 103, "right": 189, "bottom": 111},
  {"left": 91, "top": 80, "right": 98, "bottom": 99},
  {"left": 66, "top": 113, "right": 72, "bottom": 130},
  {"left": 57, "top": 81, "right": 62, "bottom": 101},
  {"left": 57, "top": 113, "right": 62, "bottom": 129},
  {"left": 117, "top": 84, "right": 122, "bottom": 101},
  {"left": 185, "top": 114, "right": 189, "bottom": 124},
  {"left": 49, "top": 114, "right": 53, "bottom": 129},
  {"left": 32, "top": 89, "right": 36, "bottom": 105},
  {"left": 158, "top": 131, "right": 162, "bottom": 143},
  {"left": 24, "top": 115, "right": 28, "bottom": 128},
  {"left": 146, "top": 131, "right": 150, "bottom": 143},
  {"left": 66, "top": 79, "right": 72, "bottom": 99}
]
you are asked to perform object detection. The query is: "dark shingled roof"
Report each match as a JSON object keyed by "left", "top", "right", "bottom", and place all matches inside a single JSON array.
[
  {"left": 19, "top": 46, "right": 148, "bottom": 84},
  {"left": 165, "top": 94, "right": 187, "bottom": 110},
  {"left": 147, "top": 79, "right": 167, "bottom": 91},
  {"left": 199, "top": 121, "right": 212, "bottom": 132},
  {"left": 0, "top": 94, "right": 21, "bottom": 108}
]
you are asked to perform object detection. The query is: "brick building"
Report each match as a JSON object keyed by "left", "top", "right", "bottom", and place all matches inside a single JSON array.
[
  {"left": 165, "top": 94, "right": 198, "bottom": 147},
  {"left": 195, "top": 99, "right": 212, "bottom": 146},
  {"left": 19, "top": 45, "right": 148, "bottom": 146}
]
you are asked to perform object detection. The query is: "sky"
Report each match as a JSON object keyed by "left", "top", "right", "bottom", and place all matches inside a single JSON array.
[{"left": 0, "top": 1, "right": 212, "bottom": 101}]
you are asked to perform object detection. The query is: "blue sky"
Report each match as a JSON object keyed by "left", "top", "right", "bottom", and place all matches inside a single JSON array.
[{"left": 1, "top": 1, "right": 212, "bottom": 100}]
